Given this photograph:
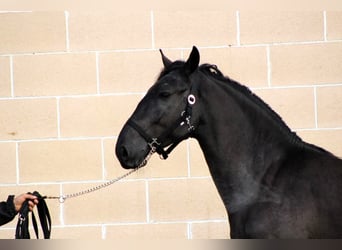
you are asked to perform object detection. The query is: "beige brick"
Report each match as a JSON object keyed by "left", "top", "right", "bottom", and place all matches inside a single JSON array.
[
  {"left": 298, "top": 129, "right": 342, "bottom": 158},
  {"left": 0, "top": 12, "right": 66, "bottom": 54},
  {"left": 106, "top": 223, "right": 188, "bottom": 239},
  {"left": 0, "top": 143, "right": 16, "bottom": 184},
  {"left": 240, "top": 12, "right": 323, "bottom": 44},
  {"left": 188, "top": 139, "right": 210, "bottom": 177},
  {"left": 154, "top": 11, "right": 236, "bottom": 48},
  {"left": 52, "top": 226, "right": 102, "bottom": 239},
  {"left": 99, "top": 50, "right": 181, "bottom": 93},
  {"left": 0, "top": 185, "right": 60, "bottom": 229},
  {"left": 0, "top": 57, "right": 11, "bottom": 96},
  {"left": 68, "top": 11, "right": 151, "bottom": 51},
  {"left": 0, "top": 99, "right": 57, "bottom": 140},
  {"left": 149, "top": 179, "right": 227, "bottom": 222},
  {"left": 0, "top": 228, "right": 14, "bottom": 239},
  {"left": 60, "top": 95, "right": 142, "bottom": 137},
  {"left": 254, "top": 88, "right": 315, "bottom": 129},
  {"left": 316, "top": 86, "right": 342, "bottom": 128},
  {"left": 200, "top": 47, "right": 268, "bottom": 87},
  {"left": 13, "top": 53, "right": 97, "bottom": 96},
  {"left": 104, "top": 139, "right": 188, "bottom": 180},
  {"left": 19, "top": 140, "right": 102, "bottom": 183},
  {"left": 327, "top": 11, "right": 342, "bottom": 40},
  {"left": 191, "top": 222, "right": 230, "bottom": 239},
  {"left": 271, "top": 43, "right": 342, "bottom": 85},
  {"left": 63, "top": 181, "right": 146, "bottom": 224}
]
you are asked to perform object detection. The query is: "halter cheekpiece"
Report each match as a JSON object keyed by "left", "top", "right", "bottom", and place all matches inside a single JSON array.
[{"left": 127, "top": 93, "right": 196, "bottom": 160}]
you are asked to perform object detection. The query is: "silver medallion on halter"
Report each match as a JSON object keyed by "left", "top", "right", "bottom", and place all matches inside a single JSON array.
[{"left": 187, "top": 94, "right": 196, "bottom": 105}]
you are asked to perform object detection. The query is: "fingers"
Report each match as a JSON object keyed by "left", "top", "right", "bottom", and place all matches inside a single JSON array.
[
  {"left": 23, "top": 194, "right": 39, "bottom": 211},
  {"left": 28, "top": 200, "right": 36, "bottom": 211},
  {"left": 13, "top": 193, "right": 39, "bottom": 212}
]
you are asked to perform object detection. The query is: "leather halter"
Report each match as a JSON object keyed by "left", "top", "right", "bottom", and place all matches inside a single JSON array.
[{"left": 127, "top": 94, "right": 196, "bottom": 160}]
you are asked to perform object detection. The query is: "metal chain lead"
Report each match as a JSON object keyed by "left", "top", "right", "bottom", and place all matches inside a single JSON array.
[{"left": 47, "top": 148, "right": 156, "bottom": 203}]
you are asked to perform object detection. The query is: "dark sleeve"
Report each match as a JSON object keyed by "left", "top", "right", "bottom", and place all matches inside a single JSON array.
[{"left": 0, "top": 195, "right": 18, "bottom": 226}]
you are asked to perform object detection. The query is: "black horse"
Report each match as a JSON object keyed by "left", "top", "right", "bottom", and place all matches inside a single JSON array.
[{"left": 116, "top": 46, "right": 342, "bottom": 238}]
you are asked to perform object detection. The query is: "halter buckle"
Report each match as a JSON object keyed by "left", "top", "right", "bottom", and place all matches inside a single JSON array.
[{"left": 148, "top": 138, "right": 161, "bottom": 150}]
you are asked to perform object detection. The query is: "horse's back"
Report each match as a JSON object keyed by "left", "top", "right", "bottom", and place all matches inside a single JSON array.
[
  {"left": 302, "top": 150, "right": 342, "bottom": 224},
  {"left": 295, "top": 148, "right": 342, "bottom": 205}
]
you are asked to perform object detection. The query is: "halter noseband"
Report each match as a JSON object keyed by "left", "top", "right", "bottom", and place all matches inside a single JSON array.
[{"left": 127, "top": 94, "right": 196, "bottom": 160}]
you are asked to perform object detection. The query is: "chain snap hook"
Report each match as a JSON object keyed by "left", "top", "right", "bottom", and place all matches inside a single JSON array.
[{"left": 59, "top": 196, "right": 66, "bottom": 203}]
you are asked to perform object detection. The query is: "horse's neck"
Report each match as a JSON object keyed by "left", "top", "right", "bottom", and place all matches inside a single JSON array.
[{"left": 194, "top": 77, "right": 288, "bottom": 212}]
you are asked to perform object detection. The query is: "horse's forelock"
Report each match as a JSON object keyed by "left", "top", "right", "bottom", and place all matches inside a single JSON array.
[{"left": 157, "top": 60, "right": 187, "bottom": 80}]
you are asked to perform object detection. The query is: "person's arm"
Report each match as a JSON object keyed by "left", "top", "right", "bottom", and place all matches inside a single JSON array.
[
  {"left": 0, "top": 193, "right": 38, "bottom": 226},
  {"left": 0, "top": 195, "right": 17, "bottom": 226}
]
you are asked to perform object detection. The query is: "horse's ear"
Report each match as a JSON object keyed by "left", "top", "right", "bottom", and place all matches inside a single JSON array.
[
  {"left": 185, "top": 46, "right": 200, "bottom": 75},
  {"left": 159, "top": 49, "right": 172, "bottom": 68}
]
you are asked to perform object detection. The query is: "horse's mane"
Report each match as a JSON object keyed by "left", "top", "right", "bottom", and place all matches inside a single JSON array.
[
  {"left": 198, "top": 63, "right": 328, "bottom": 154},
  {"left": 199, "top": 64, "right": 293, "bottom": 133}
]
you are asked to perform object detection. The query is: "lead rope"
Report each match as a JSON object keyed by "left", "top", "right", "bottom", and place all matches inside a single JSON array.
[
  {"left": 46, "top": 147, "right": 156, "bottom": 203},
  {"left": 16, "top": 191, "right": 51, "bottom": 239},
  {"left": 15, "top": 148, "right": 155, "bottom": 239}
]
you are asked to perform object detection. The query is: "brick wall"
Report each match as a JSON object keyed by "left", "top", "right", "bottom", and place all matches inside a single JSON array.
[{"left": 0, "top": 11, "right": 341, "bottom": 239}]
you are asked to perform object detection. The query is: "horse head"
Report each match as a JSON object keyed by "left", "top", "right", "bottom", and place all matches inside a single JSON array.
[{"left": 116, "top": 46, "right": 201, "bottom": 169}]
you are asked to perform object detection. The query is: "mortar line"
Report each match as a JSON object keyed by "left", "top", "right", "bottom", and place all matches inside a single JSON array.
[
  {"left": 295, "top": 127, "right": 342, "bottom": 132},
  {"left": 101, "top": 225, "right": 107, "bottom": 239},
  {"left": 145, "top": 180, "right": 150, "bottom": 223},
  {"left": 9, "top": 55, "right": 14, "bottom": 97},
  {"left": 59, "top": 184, "right": 65, "bottom": 226},
  {"left": 0, "top": 92, "right": 146, "bottom": 101},
  {"left": 313, "top": 86, "right": 318, "bottom": 129},
  {"left": 187, "top": 222, "right": 192, "bottom": 239},
  {"left": 251, "top": 83, "right": 342, "bottom": 91},
  {"left": 266, "top": 46, "right": 271, "bottom": 87},
  {"left": 0, "top": 136, "right": 117, "bottom": 144},
  {"left": 101, "top": 218, "right": 228, "bottom": 227},
  {"left": 1, "top": 39, "right": 342, "bottom": 57},
  {"left": 15, "top": 142, "right": 20, "bottom": 185},
  {"left": 186, "top": 139, "right": 191, "bottom": 178},
  {"left": 96, "top": 52, "right": 101, "bottom": 94},
  {"left": 101, "top": 138, "right": 106, "bottom": 180},
  {"left": 0, "top": 11, "right": 33, "bottom": 13},
  {"left": 323, "top": 11, "right": 327, "bottom": 42},
  {"left": 56, "top": 97, "right": 61, "bottom": 138},
  {"left": 49, "top": 220, "right": 227, "bottom": 229},
  {"left": 0, "top": 182, "right": 67, "bottom": 188},
  {"left": 64, "top": 11, "right": 70, "bottom": 52},
  {"left": 229, "top": 39, "right": 342, "bottom": 48},
  {"left": 2, "top": 219, "right": 228, "bottom": 231},
  {"left": 1, "top": 175, "right": 213, "bottom": 187}
]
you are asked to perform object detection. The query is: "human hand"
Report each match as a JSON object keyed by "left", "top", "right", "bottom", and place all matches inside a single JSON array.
[{"left": 13, "top": 193, "right": 39, "bottom": 212}]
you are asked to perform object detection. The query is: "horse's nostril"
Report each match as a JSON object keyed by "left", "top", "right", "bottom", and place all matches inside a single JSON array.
[{"left": 120, "top": 146, "right": 129, "bottom": 160}]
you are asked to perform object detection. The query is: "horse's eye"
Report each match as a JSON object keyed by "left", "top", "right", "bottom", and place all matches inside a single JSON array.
[{"left": 159, "top": 92, "right": 171, "bottom": 98}]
